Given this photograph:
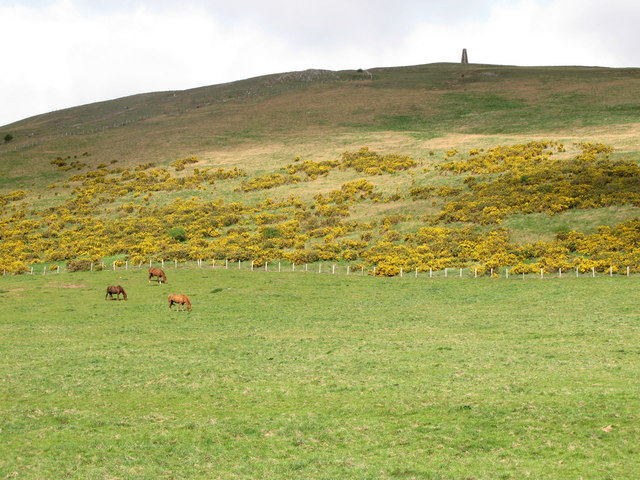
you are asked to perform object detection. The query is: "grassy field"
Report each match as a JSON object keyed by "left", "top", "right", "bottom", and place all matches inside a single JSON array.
[{"left": 2, "top": 268, "right": 639, "bottom": 479}]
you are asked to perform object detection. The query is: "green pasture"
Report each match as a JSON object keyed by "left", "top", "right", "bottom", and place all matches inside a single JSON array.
[{"left": 1, "top": 269, "right": 639, "bottom": 479}]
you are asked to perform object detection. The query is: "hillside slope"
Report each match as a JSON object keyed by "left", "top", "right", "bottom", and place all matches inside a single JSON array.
[
  {"left": 2, "top": 63, "right": 639, "bottom": 166},
  {"left": 0, "top": 63, "right": 639, "bottom": 274}
]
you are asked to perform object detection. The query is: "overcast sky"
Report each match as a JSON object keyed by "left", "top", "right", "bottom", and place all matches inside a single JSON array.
[{"left": 1, "top": 0, "right": 638, "bottom": 126}]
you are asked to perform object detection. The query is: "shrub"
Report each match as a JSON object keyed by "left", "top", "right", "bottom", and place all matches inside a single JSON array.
[
  {"left": 340, "top": 147, "right": 417, "bottom": 174},
  {"left": 373, "top": 263, "right": 401, "bottom": 277},
  {"left": 171, "top": 156, "right": 199, "bottom": 171},
  {"left": 66, "top": 258, "right": 95, "bottom": 272},
  {"left": 409, "top": 186, "right": 435, "bottom": 200},
  {"left": 168, "top": 227, "right": 188, "bottom": 242}
]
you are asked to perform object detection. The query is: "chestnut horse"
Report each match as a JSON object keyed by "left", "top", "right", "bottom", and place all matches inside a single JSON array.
[
  {"left": 106, "top": 285, "right": 127, "bottom": 300},
  {"left": 168, "top": 294, "right": 191, "bottom": 311},
  {"left": 148, "top": 267, "right": 167, "bottom": 284}
]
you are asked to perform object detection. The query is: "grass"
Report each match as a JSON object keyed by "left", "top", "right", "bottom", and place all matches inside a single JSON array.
[
  {"left": 2, "top": 268, "right": 639, "bottom": 478},
  {"left": 503, "top": 206, "right": 640, "bottom": 243}
]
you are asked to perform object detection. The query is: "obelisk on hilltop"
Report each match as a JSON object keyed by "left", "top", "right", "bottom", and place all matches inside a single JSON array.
[{"left": 461, "top": 48, "right": 468, "bottom": 64}]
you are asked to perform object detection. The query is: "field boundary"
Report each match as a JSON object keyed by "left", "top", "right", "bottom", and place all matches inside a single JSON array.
[{"left": 5, "top": 259, "right": 640, "bottom": 280}]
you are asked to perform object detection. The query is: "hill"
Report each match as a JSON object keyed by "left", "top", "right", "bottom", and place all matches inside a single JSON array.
[{"left": 0, "top": 63, "right": 639, "bottom": 274}]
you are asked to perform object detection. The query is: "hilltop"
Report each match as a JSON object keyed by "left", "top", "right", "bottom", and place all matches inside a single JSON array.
[
  {"left": 2, "top": 63, "right": 639, "bottom": 166},
  {"left": 0, "top": 63, "right": 639, "bottom": 274}
]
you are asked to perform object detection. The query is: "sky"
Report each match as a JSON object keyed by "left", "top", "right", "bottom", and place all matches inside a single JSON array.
[{"left": 1, "top": 0, "right": 638, "bottom": 126}]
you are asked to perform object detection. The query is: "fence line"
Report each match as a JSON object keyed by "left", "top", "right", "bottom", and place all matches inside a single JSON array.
[{"left": 4, "top": 259, "right": 639, "bottom": 280}]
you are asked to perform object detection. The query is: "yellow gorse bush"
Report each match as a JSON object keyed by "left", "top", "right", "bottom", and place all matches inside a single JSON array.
[
  {"left": 0, "top": 142, "right": 638, "bottom": 275},
  {"left": 339, "top": 147, "right": 417, "bottom": 174}
]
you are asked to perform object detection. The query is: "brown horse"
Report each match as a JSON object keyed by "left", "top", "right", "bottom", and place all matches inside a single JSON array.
[
  {"left": 149, "top": 267, "right": 167, "bottom": 284},
  {"left": 106, "top": 285, "right": 127, "bottom": 300},
  {"left": 168, "top": 294, "right": 191, "bottom": 311}
]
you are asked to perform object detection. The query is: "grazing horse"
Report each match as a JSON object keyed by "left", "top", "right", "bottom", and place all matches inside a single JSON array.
[
  {"left": 149, "top": 267, "right": 167, "bottom": 284},
  {"left": 168, "top": 294, "right": 191, "bottom": 311},
  {"left": 105, "top": 285, "right": 127, "bottom": 300}
]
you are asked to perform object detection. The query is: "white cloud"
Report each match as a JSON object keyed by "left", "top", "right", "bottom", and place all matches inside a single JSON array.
[{"left": 0, "top": 0, "right": 637, "bottom": 126}]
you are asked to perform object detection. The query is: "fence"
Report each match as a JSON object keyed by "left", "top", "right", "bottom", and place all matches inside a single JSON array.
[{"left": 4, "top": 259, "right": 639, "bottom": 280}]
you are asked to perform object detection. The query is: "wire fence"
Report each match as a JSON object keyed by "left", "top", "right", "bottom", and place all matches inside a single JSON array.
[{"left": 5, "top": 259, "right": 640, "bottom": 280}]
